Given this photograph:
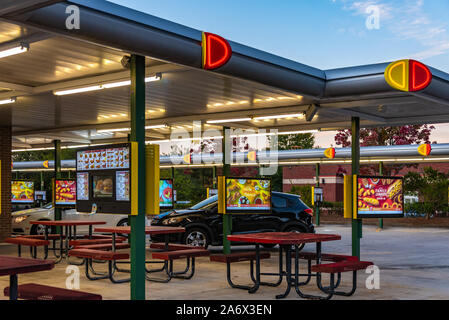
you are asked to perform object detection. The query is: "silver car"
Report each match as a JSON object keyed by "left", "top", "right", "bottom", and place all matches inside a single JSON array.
[{"left": 11, "top": 203, "right": 149, "bottom": 235}]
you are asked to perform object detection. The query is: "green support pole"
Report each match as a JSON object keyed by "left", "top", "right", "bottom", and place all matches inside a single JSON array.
[
  {"left": 40, "top": 171, "right": 44, "bottom": 207},
  {"left": 315, "top": 163, "right": 320, "bottom": 226},
  {"left": 222, "top": 126, "right": 232, "bottom": 254},
  {"left": 54, "top": 140, "right": 62, "bottom": 234},
  {"left": 129, "top": 54, "right": 146, "bottom": 300},
  {"left": 351, "top": 117, "right": 362, "bottom": 259},
  {"left": 378, "top": 162, "right": 384, "bottom": 229},
  {"left": 212, "top": 166, "right": 217, "bottom": 189}
]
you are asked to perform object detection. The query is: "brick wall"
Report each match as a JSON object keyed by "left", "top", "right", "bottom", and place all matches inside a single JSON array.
[{"left": 0, "top": 126, "right": 11, "bottom": 241}]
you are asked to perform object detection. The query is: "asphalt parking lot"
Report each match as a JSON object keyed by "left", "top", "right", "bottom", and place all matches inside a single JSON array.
[{"left": 0, "top": 224, "right": 448, "bottom": 300}]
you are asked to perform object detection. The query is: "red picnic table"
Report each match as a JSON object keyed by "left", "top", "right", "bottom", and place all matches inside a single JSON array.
[
  {"left": 227, "top": 232, "right": 341, "bottom": 299},
  {"left": 0, "top": 255, "right": 54, "bottom": 300},
  {"left": 29, "top": 220, "right": 107, "bottom": 263},
  {"left": 94, "top": 226, "right": 186, "bottom": 282}
]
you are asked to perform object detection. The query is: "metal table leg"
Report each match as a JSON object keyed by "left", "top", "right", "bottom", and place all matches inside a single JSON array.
[
  {"left": 276, "top": 245, "right": 292, "bottom": 299},
  {"left": 248, "top": 244, "right": 261, "bottom": 294},
  {"left": 9, "top": 274, "right": 18, "bottom": 300}
]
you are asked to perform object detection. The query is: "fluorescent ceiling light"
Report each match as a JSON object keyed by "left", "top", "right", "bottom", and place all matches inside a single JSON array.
[
  {"left": 145, "top": 75, "right": 161, "bottom": 83},
  {"left": 254, "top": 113, "right": 304, "bottom": 121},
  {"left": 279, "top": 130, "right": 319, "bottom": 135},
  {"left": 53, "top": 75, "right": 161, "bottom": 96},
  {"left": 0, "top": 44, "right": 29, "bottom": 59},
  {"left": 97, "top": 124, "right": 167, "bottom": 133},
  {"left": 103, "top": 80, "right": 131, "bottom": 89},
  {"left": 0, "top": 98, "right": 16, "bottom": 105},
  {"left": 206, "top": 118, "right": 252, "bottom": 124},
  {"left": 54, "top": 85, "right": 102, "bottom": 96}
]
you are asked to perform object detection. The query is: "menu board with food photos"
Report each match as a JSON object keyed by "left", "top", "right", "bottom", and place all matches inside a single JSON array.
[
  {"left": 77, "top": 146, "right": 130, "bottom": 171},
  {"left": 55, "top": 180, "right": 76, "bottom": 206},
  {"left": 225, "top": 178, "right": 271, "bottom": 214},
  {"left": 357, "top": 176, "right": 404, "bottom": 218},
  {"left": 76, "top": 143, "right": 134, "bottom": 214}
]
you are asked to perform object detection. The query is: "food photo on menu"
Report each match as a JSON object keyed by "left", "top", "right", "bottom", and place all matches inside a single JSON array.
[{"left": 93, "top": 176, "right": 114, "bottom": 198}]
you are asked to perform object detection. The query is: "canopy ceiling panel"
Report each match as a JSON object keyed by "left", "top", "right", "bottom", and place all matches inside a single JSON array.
[{"left": 0, "top": 0, "right": 448, "bottom": 150}]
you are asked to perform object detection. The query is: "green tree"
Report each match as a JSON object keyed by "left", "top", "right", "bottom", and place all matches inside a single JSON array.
[
  {"left": 404, "top": 167, "right": 448, "bottom": 219},
  {"left": 289, "top": 185, "right": 312, "bottom": 207},
  {"left": 271, "top": 133, "right": 315, "bottom": 191},
  {"left": 278, "top": 133, "right": 314, "bottom": 151}
]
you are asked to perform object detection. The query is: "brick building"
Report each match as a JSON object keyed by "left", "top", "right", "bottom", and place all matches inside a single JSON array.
[{"left": 283, "top": 162, "right": 449, "bottom": 203}]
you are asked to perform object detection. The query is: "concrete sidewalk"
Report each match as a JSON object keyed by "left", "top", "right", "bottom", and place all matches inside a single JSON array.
[{"left": 0, "top": 225, "right": 448, "bottom": 300}]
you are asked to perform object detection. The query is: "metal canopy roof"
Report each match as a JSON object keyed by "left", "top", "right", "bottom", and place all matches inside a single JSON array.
[{"left": 1, "top": 0, "right": 449, "bottom": 150}]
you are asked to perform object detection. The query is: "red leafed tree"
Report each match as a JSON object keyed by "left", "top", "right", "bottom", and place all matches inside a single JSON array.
[{"left": 334, "top": 125, "right": 436, "bottom": 175}]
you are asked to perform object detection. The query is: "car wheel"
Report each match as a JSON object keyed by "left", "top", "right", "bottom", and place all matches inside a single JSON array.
[
  {"left": 284, "top": 226, "right": 307, "bottom": 252},
  {"left": 30, "top": 222, "right": 50, "bottom": 235},
  {"left": 117, "top": 219, "right": 129, "bottom": 238},
  {"left": 182, "top": 227, "right": 210, "bottom": 249}
]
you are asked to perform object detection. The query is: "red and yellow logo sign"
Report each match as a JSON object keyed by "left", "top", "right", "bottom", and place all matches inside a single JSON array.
[
  {"left": 43, "top": 161, "right": 49, "bottom": 169},
  {"left": 384, "top": 59, "right": 432, "bottom": 92},
  {"left": 183, "top": 154, "right": 192, "bottom": 164},
  {"left": 324, "top": 148, "right": 336, "bottom": 159},
  {"left": 418, "top": 144, "right": 431, "bottom": 156},
  {"left": 247, "top": 151, "right": 257, "bottom": 162},
  {"left": 202, "top": 32, "right": 232, "bottom": 70}
]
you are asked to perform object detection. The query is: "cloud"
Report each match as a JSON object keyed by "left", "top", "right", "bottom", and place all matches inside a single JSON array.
[{"left": 332, "top": 0, "right": 449, "bottom": 60}]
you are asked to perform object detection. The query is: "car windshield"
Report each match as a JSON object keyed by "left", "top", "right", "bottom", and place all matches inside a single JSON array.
[
  {"left": 190, "top": 195, "right": 218, "bottom": 210},
  {"left": 43, "top": 203, "right": 53, "bottom": 209}
]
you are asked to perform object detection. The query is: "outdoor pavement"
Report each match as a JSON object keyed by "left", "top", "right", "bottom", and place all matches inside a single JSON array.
[{"left": 0, "top": 224, "right": 448, "bottom": 300}]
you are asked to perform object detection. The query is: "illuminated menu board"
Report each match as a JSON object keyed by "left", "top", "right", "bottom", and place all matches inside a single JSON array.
[
  {"left": 55, "top": 180, "right": 76, "bottom": 206},
  {"left": 76, "top": 172, "right": 89, "bottom": 201},
  {"left": 159, "top": 179, "right": 174, "bottom": 208},
  {"left": 226, "top": 178, "right": 271, "bottom": 214},
  {"left": 116, "top": 171, "right": 130, "bottom": 201},
  {"left": 11, "top": 181, "right": 35, "bottom": 204},
  {"left": 77, "top": 146, "right": 130, "bottom": 171},
  {"left": 357, "top": 176, "right": 404, "bottom": 218}
]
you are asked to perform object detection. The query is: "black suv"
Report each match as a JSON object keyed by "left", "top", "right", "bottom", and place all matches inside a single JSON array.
[{"left": 151, "top": 191, "right": 315, "bottom": 248}]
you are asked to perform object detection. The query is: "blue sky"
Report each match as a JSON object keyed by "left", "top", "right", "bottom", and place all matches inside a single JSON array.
[
  {"left": 108, "top": 0, "right": 449, "bottom": 146},
  {"left": 109, "top": 0, "right": 449, "bottom": 72}
]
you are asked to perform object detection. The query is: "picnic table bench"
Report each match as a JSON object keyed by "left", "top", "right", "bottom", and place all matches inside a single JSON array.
[
  {"left": 210, "top": 252, "right": 271, "bottom": 290},
  {"left": 4, "top": 283, "right": 102, "bottom": 300},
  {"left": 68, "top": 248, "right": 130, "bottom": 283},
  {"left": 151, "top": 249, "right": 210, "bottom": 281}
]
